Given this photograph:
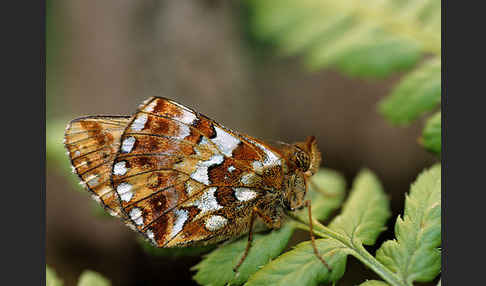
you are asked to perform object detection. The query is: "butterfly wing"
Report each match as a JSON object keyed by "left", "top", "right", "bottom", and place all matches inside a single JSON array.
[
  {"left": 64, "top": 116, "right": 131, "bottom": 217},
  {"left": 111, "top": 97, "right": 285, "bottom": 247}
]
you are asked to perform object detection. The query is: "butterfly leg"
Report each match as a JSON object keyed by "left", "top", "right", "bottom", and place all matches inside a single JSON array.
[
  {"left": 233, "top": 206, "right": 273, "bottom": 272},
  {"left": 304, "top": 200, "right": 332, "bottom": 271}
]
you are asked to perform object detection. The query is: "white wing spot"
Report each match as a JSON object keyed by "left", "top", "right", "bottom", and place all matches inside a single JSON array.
[
  {"left": 121, "top": 137, "right": 136, "bottom": 153},
  {"left": 177, "top": 109, "right": 197, "bottom": 125},
  {"left": 255, "top": 141, "right": 281, "bottom": 166},
  {"left": 228, "top": 166, "right": 236, "bottom": 173},
  {"left": 129, "top": 207, "right": 144, "bottom": 226},
  {"left": 144, "top": 100, "right": 158, "bottom": 113},
  {"left": 131, "top": 113, "right": 148, "bottom": 131},
  {"left": 116, "top": 182, "right": 133, "bottom": 202},
  {"left": 170, "top": 208, "right": 188, "bottom": 240},
  {"left": 146, "top": 229, "right": 157, "bottom": 244},
  {"left": 108, "top": 209, "right": 118, "bottom": 217},
  {"left": 245, "top": 137, "right": 281, "bottom": 167},
  {"left": 113, "top": 161, "right": 128, "bottom": 176},
  {"left": 91, "top": 194, "right": 101, "bottom": 203},
  {"left": 205, "top": 215, "right": 228, "bottom": 231},
  {"left": 233, "top": 187, "right": 258, "bottom": 202},
  {"left": 190, "top": 154, "right": 224, "bottom": 185},
  {"left": 176, "top": 124, "right": 191, "bottom": 140},
  {"left": 192, "top": 187, "right": 222, "bottom": 215},
  {"left": 211, "top": 126, "right": 240, "bottom": 157}
]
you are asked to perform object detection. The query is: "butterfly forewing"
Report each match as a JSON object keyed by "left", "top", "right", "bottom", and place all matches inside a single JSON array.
[{"left": 111, "top": 97, "right": 285, "bottom": 246}]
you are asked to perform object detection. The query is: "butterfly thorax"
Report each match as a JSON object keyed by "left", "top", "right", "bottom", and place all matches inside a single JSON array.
[{"left": 279, "top": 136, "right": 321, "bottom": 211}]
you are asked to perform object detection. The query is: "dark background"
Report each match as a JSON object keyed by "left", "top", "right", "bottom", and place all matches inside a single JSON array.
[{"left": 46, "top": 1, "right": 438, "bottom": 285}]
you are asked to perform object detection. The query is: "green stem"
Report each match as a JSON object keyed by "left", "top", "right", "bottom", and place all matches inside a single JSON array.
[{"left": 291, "top": 217, "right": 405, "bottom": 286}]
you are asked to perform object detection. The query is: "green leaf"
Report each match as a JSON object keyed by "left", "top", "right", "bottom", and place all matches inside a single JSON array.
[
  {"left": 192, "top": 168, "right": 346, "bottom": 286},
  {"left": 192, "top": 225, "right": 295, "bottom": 286},
  {"left": 77, "top": 270, "right": 111, "bottom": 286},
  {"left": 421, "top": 111, "right": 441, "bottom": 155},
  {"left": 245, "top": 239, "right": 350, "bottom": 286},
  {"left": 376, "top": 164, "right": 441, "bottom": 284},
  {"left": 359, "top": 280, "right": 390, "bottom": 286},
  {"left": 46, "top": 265, "right": 63, "bottom": 286},
  {"left": 333, "top": 38, "right": 421, "bottom": 78},
  {"left": 379, "top": 57, "right": 441, "bottom": 125},
  {"left": 330, "top": 169, "right": 391, "bottom": 245}
]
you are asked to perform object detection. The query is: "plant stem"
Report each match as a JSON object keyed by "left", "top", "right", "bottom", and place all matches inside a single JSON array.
[{"left": 291, "top": 217, "right": 405, "bottom": 286}]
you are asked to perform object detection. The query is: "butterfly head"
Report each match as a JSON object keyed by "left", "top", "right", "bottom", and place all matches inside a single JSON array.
[
  {"left": 283, "top": 136, "right": 321, "bottom": 211},
  {"left": 288, "top": 136, "right": 321, "bottom": 174}
]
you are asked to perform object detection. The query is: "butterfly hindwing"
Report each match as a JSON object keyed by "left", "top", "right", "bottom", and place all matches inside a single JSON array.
[{"left": 64, "top": 116, "right": 131, "bottom": 217}]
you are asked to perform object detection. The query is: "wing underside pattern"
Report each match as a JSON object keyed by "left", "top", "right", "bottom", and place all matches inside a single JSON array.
[
  {"left": 64, "top": 116, "right": 130, "bottom": 217},
  {"left": 64, "top": 97, "right": 286, "bottom": 247},
  {"left": 112, "top": 97, "right": 285, "bottom": 246}
]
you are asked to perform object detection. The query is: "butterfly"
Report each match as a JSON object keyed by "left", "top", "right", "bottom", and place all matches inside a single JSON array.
[{"left": 64, "top": 97, "right": 329, "bottom": 271}]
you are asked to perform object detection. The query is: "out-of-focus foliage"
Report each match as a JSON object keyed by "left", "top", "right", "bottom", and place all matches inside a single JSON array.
[
  {"left": 46, "top": 265, "right": 63, "bottom": 286},
  {"left": 247, "top": 0, "right": 441, "bottom": 155},
  {"left": 46, "top": 266, "right": 111, "bottom": 286},
  {"left": 378, "top": 58, "right": 441, "bottom": 125},
  {"left": 421, "top": 111, "right": 441, "bottom": 155},
  {"left": 77, "top": 270, "right": 111, "bottom": 286},
  {"left": 46, "top": 119, "right": 71, "bottom": 173}
]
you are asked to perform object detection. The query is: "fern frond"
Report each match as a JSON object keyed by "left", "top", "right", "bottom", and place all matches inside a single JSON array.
[
  {"left": 379, "top": 57, "right": 441, "bottom": 125},
  {"left": 376, "top": 164, "right": 441, "bottom": 284},
  {"left": 248, "top": 0, "right": 440, "bottom": 77}
]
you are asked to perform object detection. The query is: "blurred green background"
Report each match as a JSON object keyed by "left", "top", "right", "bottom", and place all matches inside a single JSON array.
[{"left": 46, "top": 1, "right": 439, "bottom": 285}]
